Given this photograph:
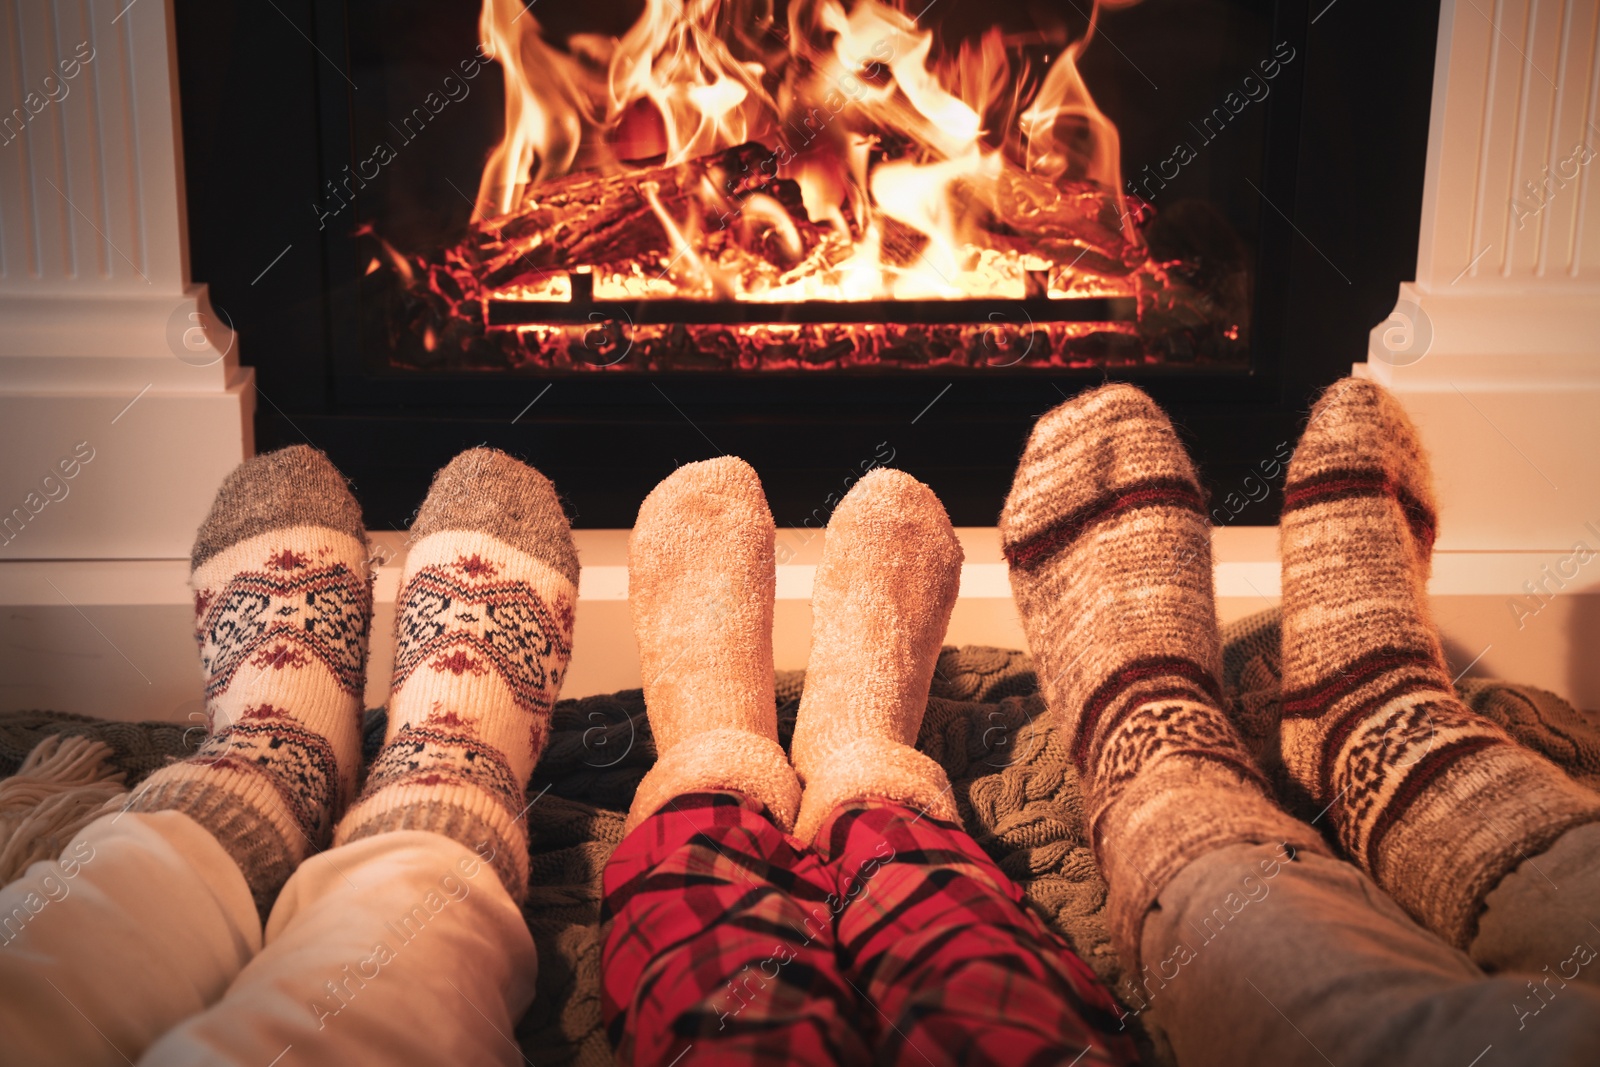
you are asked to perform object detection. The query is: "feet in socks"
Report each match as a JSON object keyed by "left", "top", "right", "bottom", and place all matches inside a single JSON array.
[
  {"left": 790, "top": 468, "right": 963, "bottom": 842},
  {"left": 334, "top": 449, "right": 578, "bottom": 902},
  {"left": 625, "top": 458, "right": 801, "bottom": 833},
  {"left": 1279, "top": 378, "right": 1600, "bottom": 945},
  {"left": 1000, "top": 383, "right": 1323, "bottom": 964},
  {"left": 128, "top": 446, "right": 372, "bottom": 914}
]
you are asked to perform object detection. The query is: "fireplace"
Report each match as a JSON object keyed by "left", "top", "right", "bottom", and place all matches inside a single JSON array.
[
  {"left": 169, "top": 0, "right": 1443, "bottom": 528},
  {"left": 5, "top": 0, "right": 1598, "bottom": 717}
]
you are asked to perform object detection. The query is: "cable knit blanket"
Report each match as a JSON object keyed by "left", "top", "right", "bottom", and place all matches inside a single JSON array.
[{"left": 4, "top": 609, "right": 1599, "bottom": 1066}]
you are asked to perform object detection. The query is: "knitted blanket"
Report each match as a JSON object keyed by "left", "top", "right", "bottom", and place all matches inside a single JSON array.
[{"left": 4, "top": 609, "right": 1599, "bottom": 1065}]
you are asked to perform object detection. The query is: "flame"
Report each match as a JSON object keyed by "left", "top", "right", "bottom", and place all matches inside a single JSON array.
[
  {"left": 809, "top": 0, "right": 983, "bottom": 159},
  {"left": 1018, "top": 5, "right": 1134, "bottom": 240},
  {"left": 472, "top": 0, "right": 1137, "bottom": 300},
  {"left": 871, "top": 149, "right": 999, "bottom": 297}
]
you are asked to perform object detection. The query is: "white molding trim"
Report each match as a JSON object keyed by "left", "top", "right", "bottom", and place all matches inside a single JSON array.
[
  {"left": 0, "top": 0, "right": 252, "bottom": 560},
  {"left": 1364, "top": 0, "right": 1600, "bottom": 552},
  {"left": 4, "top": 530, "right": 1592, "bottom": 605}
]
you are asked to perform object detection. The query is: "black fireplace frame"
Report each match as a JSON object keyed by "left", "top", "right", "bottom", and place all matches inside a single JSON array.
[{"left": 173, "top": 0, "right": 1442, "bottom": 530}]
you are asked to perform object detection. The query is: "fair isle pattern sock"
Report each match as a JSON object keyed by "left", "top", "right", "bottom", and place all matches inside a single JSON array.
[
  {"left": 790, "top": 469, "right": 963, "bottom": 843},
  {"left": 128, "top": 446, "right": 371, "bottom": 915},
  {"left": 1279, "top": 378, "right": 1600, "bottom": 947},
  {"left": 624, "top": 457, "right": 802, "bottom": 835},
  {"left": 1000, "top": 383, "right": 1326, "bottom": 967},
  {"left": 334, "top": 450, "right": 577, "bottom": 902}
]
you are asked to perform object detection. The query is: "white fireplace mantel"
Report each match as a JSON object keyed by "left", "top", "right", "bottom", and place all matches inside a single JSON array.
[
  {"left": 0, "top": 0, "right": 253, "bottom": 562},
  {"left": 1364, "top": 0, "right": 1600, "bottom": 552}
]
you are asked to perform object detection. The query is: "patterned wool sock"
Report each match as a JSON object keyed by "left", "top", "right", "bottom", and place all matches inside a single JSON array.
[
  {"left": 333, "top": 449, "right": 578, "bottom": 902},
  {"left": 1279, "top": 377, "right": 1600, "bottom": 947},
  {"left": 790, "top": 469, "right": 963, "bottom": 842},
  {"left": 1000, "top": 383, "right": 1325, "bottom": 966},
  {"left": 128, "top": 446, "right": 372, "bottom": 914},
  {"left": 624, "top": 457, "right": 801, "bottom": 834}
]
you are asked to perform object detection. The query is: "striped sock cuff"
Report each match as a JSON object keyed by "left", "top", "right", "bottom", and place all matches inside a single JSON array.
[
  {"left": 336, "top": 782, "right": 531, "bottom": 903},
  {"left": 1372, "top": 737, "right": 1600, "bottom": 946},
  {"left": 126, "top": 763, "right": 305, "bottom": 917}
]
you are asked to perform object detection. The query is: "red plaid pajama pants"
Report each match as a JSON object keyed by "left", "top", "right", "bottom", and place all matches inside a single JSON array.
[{"left": 602, "top": 792, "right": 1137, "bottom": 1067}]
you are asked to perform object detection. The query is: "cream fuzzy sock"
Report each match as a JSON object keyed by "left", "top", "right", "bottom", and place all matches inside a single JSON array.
[
  {"left": 128, "top": 445, "right": 371, "bottom": 914},
  {"left": 334, "top": 449, "right": 577, "bottom": 902},
  {"left": 1000, "top": 383, "right": 1326, "bottom": 968},
  {"left": 625, "top": 457, "right": 801, "bottom": 834},
  {"left": 1279, "top": 378, "right": 1600, "bottom": 946},
  {"left": 790, "top": 469, "right": 963, "bottom": 843}
]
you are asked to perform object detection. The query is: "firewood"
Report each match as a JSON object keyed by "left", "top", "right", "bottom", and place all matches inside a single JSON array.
[
  {"left": 468, "top": 143, "right": 821, "bottom": 290},
  {"left": 418, "top": 143, "right": 1150, "bottom": 298},
  {"left": 968, "top": 165, "right": 1143, "bottom": 277}
]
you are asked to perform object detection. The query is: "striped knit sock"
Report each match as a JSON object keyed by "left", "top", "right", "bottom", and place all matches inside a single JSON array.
[
  {"left": 1279, "top": 377, "right": 1600, "bottom": 947},
  {"left": 790, "top": 468, "right": 964, "bottom": 843},
  {"left": 333, "top": 449, "right": 578, "bottom": 902},
  {"left": 128, "top": 446, "right": 372, "bottom": 915},
  {"left": 1000, "top": 383, "right": 1326, "bottom": 966},
  {"left": 624, "top": 457, "right": 802, "bottom": 835}
]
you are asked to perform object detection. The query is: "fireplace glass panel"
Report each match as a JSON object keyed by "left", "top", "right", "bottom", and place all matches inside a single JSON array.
[{"left": 337, "top": 0, "right": 1282, "bottom": 374}]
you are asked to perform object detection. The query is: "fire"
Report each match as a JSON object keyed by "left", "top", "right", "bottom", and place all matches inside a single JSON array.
[{"left": 468, "top": 0, "right": 1140, "bottom": 303}]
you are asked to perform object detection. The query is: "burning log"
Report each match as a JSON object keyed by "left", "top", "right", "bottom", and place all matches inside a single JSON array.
[
  {"left": 970, "top": 166, "right": 1144, "bottom": 280},
  {"left": 469, "top": 142, "right": 824, "bottom": 292},
  {"left": 465, "top": 141, "right": 1147, "bottom": 294}
]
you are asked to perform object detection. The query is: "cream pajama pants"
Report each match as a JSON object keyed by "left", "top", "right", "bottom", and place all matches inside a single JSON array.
[{"left": 0, "top": 810, "right": 537, "bottom": 1066}]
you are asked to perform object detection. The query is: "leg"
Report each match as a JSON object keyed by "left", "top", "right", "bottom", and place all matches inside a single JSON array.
[
  {"left": 1277, "top": 379, "right": 1600, "bottom": 952},
  {"left": 819, "top": 802, "right": 1137, "bottom": 1067},
  {"left": 999, "top": 384, "right": 1325, "bottom": 967},
  {"left": 0, "top": 811, "right": 258, "bottom": 1067},
  {"left": 146, "top": 448, "right": 579, "bottom": 1066},
  {"left": 624, "top": 458, "right": 801, "bottom": 833},
  {"left": 0, "top": 445, "right": 369, "bottom": 1064},
  {"left": 788, "top": 469, "right": 964, "bottom": 839},
  {"left": 140, "top": 830, "right": 536, "bottom": 1066},
  {"left": 334, "top": 449, "right": 578, "bottom": 898},
  {"left": 602, "top": 793, "right": 867, "bottom": 1067},
  {"left": 1140, "top": 842, "right": 1600, "bottom": 1067},
  {"left": 1471, "top": 811, "right": 1600, "bottom": 980},
  {"left": 609, "top": 459, "right": 862, "bottom": 1064},
  {"left": 793, "top": 470, "right": 1132, "bottom": 1065},
  {"left": 126, "top": 445, "right": 372, "bottom": 914}
]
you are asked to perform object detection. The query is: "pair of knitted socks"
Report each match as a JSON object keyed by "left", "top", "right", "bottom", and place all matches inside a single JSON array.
[
  {"left": 999, "top": 379, "right": 1600, "bottom": 963},
  {"left": 623, "top": 458, "right": 965, "bottom": 846},
  {"left": 129, "top": 447, "right": 578, "bottom": 912}
]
